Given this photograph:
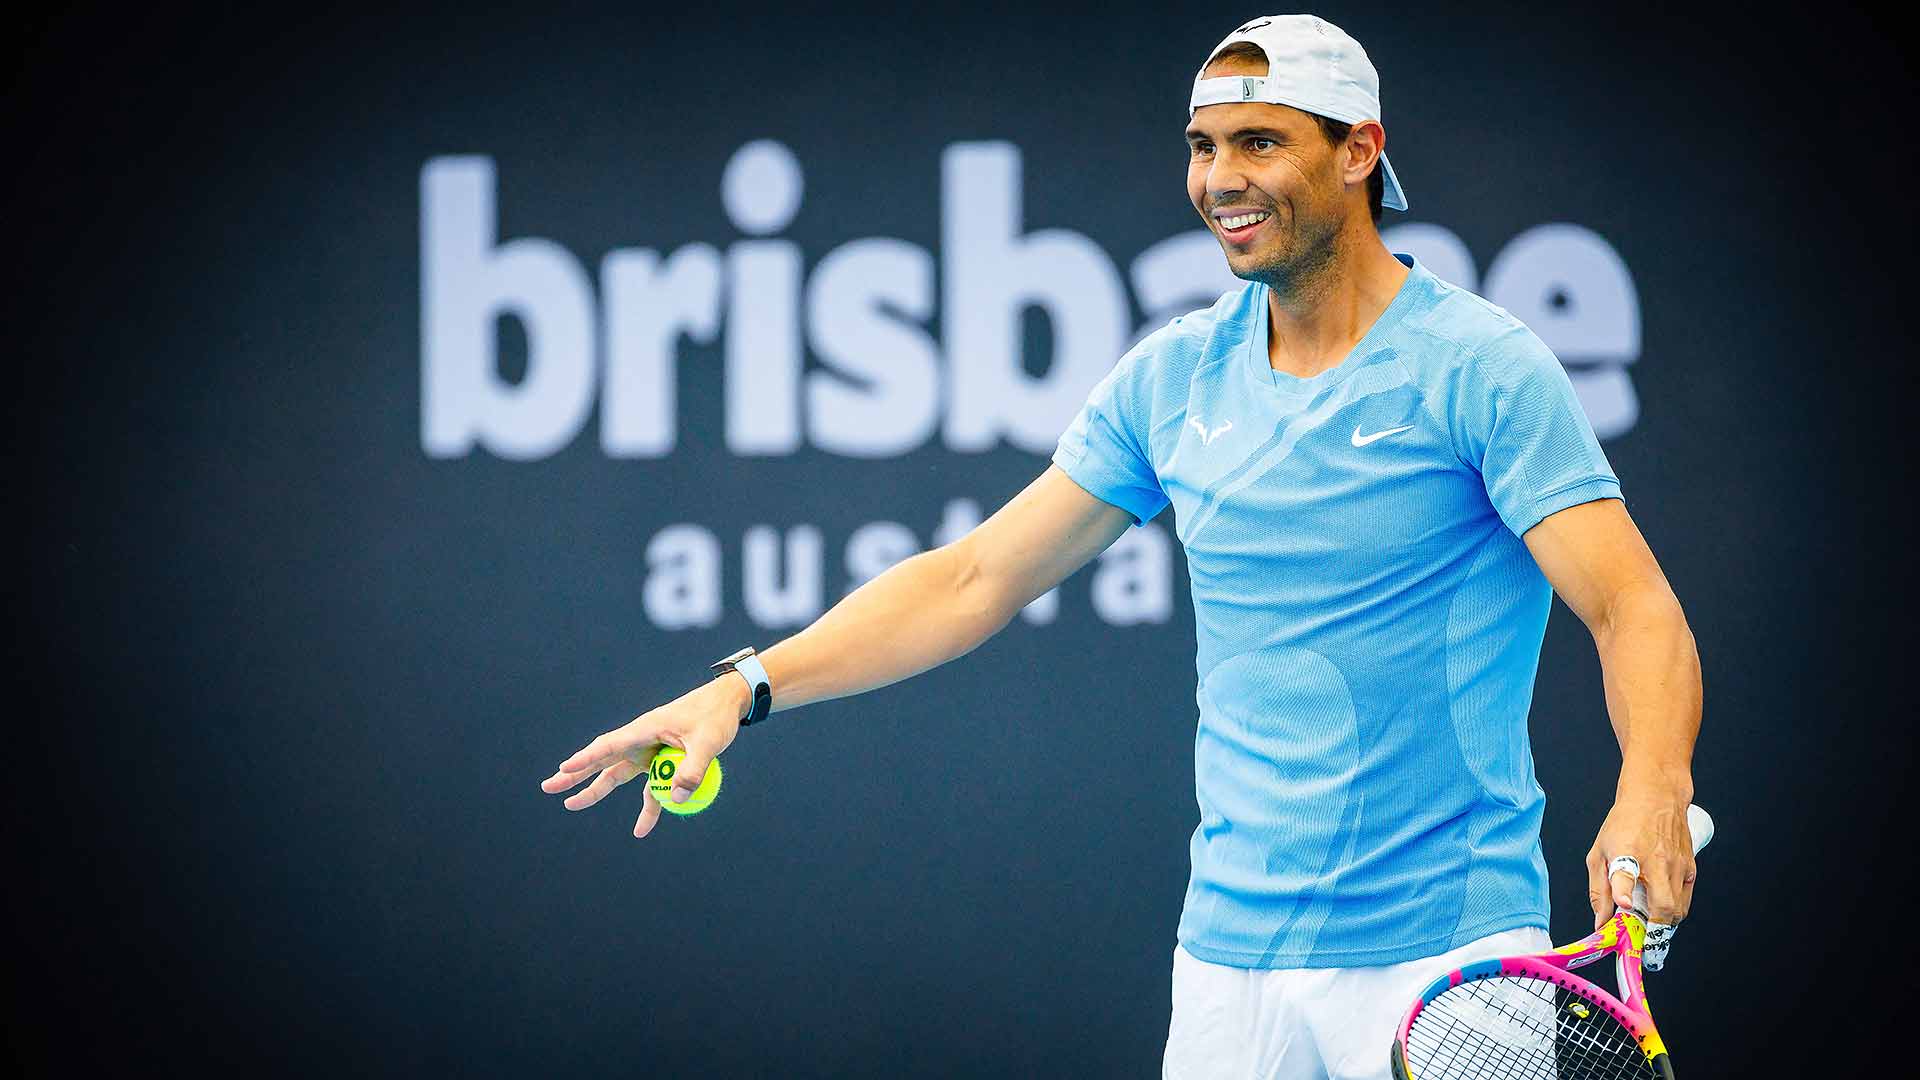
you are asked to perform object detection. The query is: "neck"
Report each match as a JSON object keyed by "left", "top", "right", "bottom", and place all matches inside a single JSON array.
[{"left": 1265, "top": 224, "right": 1409, "bottom": 380}]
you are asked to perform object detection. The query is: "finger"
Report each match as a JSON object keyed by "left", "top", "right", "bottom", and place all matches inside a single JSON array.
[
  {"left": 666, "top": 737, "right": 721, "bottom": 805},
  {"left": 1585, "top": 849, "right": 1608, "bottom": 929},
  {"left": 561, "top": 756, "right": 645, "bottom": 812},
  {"left": 543, "top": 748, "right": 616, "bottom": 794},
  {"left": 1645, "top": 855, "right": 1694, "bottom": 925},
  {"left": 541, "top": 764, "right": 594, "bottom": 794},
  {"left": 556, "top": 726, "right": 650, "bottom": 777},
  {"left": 1643, "top": 853, "right": 1689, "bottom": 972},
  {"left": 1643, "top": 862, "right": 1694, "bottom": 973},
  {"left": 634, "top": 784, "right": 663, "bottom": 838},
  {"left": 1637, "top": 866, "right": 1674, "bottom": 923},
  {"left": 544, "top": 726, "right": 659, "bottom": 794},
  {"left": 1606, "top": 853, "right": 1641, "bottom": 914},
  {"left": 1608, "top": 868, "right": 1638, "bottom": 913}
]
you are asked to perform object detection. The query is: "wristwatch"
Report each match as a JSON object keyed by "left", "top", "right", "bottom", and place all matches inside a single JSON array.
[{"left": 710, "top": 646, "right": 773, "bottom": 726}]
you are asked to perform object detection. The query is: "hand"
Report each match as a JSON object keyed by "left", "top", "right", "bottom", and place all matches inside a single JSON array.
[
  {"left": 1584, "top": 794, "right": 1697, "bottom": 930},
  {"left": 539, "top": 675, "right": 748, "bottom": 838}
]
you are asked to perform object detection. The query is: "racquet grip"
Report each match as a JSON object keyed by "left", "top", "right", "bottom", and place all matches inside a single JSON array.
[{"left": 1627, "top": 804, "right": 1714, "bottom": 914}]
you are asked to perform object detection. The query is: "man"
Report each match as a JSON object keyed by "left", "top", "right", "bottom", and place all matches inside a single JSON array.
[{"left": 541, "top": 14, "right": 1701, "bottom": 1078}]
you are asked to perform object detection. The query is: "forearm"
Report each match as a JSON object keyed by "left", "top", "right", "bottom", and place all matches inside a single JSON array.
[
  {"left": 1592, "top": 584, "right": 1701, "bottom": 801},
  {"left": 1523, "top": 499, "right": 1704, "bottom": 921},
  {"left": 750, "top": 542, "right": 1015, "bottom": 715}
]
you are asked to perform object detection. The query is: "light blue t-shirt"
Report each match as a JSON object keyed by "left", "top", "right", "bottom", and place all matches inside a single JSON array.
[{"left": 1052, "top": 254, "right": 1621, "bottom": 969}]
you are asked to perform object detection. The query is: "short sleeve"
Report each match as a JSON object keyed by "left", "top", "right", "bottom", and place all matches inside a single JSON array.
[
  {"left": 1051, "top": 348, "right": 1169, "bottom": 527},
  {"left": 1458, "top": 327, "right": 1622, "bottom": 537}
]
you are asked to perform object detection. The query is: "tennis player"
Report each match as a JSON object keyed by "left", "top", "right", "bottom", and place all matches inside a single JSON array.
[{"left": 542, "top": 14, "right": 1702, "bottom": 1078}]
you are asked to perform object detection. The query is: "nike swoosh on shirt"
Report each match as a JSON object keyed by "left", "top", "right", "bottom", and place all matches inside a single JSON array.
[{"left": 1351, "top": 423, "right": 1414, "bottom": 446}]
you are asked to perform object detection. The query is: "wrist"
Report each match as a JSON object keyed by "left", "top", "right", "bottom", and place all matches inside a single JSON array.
[
  {"left": 708, "top": 646, "right": 773, "bottom": 725},
  {"left": 712, "top": 670, "right": 753, "bottom": 722},
  {"left": 1616, "top": 759, "right": 1693, "bottom": 803}
]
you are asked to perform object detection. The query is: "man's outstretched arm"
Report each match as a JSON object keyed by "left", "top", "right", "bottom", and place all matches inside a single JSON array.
[
  {"left": 1524, "top": 497, "right": 1703, "bottom": 928},
  {"left": 540, "top": 466, "right": 1135, "bottom": 837}
]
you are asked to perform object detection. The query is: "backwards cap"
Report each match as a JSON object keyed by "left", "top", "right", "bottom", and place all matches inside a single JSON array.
[{"left": 1190, "top": 14, "right": 1408, "bottom": 211}]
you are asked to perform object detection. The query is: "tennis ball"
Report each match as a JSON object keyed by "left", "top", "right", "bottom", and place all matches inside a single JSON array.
[{"left": 647, "top": 746, "right": 721, "bottom": 816}]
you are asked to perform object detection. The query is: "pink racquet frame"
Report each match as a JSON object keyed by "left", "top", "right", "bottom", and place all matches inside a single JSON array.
[
  {"left": 1389, "top": 804, "right": 1713, "bottom": 1080},
  {"left": 1390, "top": 911, "right": 1669, "bottom": 1078}
]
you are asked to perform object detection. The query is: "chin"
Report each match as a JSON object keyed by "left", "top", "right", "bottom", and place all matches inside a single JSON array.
[{"left": 1224, "top": 245, "right": 1281, "bottom": 276}]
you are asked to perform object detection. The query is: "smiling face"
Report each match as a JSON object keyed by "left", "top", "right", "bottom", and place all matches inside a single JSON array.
[{"left": 1185, "top": 52, "right": 1370, "bottom": 292}]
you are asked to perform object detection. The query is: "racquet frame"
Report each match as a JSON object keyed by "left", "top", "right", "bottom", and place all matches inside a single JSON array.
[
  {"left": 1390, "top": 804, "right": 1712, "bottom": 1080},
  {"left": 1389, "top": 909, "right": 1670, "bottom": 1079}
]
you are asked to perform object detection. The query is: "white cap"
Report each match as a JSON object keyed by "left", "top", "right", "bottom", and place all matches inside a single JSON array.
[{"left": 1190, "top": 14, "right": 1408, "bottom": 211}]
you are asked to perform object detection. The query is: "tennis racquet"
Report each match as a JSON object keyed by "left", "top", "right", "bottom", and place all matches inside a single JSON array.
[{"left": 1390, "top": 804, "right": 1714, "bottom": 1080}]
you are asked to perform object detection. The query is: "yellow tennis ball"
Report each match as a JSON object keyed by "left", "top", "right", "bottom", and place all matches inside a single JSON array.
[{"left": 647, "top": 746, "right": 721, "bottom": 815}]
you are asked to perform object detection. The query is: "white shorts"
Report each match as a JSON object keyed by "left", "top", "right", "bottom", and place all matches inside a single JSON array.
[{"left": 1162, "top": 925, "right": 1551, "bottom": 1080}]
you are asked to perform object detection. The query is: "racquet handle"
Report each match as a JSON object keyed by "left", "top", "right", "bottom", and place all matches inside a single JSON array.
[{"left": 1626, "top": 803, "right": 1713, "bottom": 915}]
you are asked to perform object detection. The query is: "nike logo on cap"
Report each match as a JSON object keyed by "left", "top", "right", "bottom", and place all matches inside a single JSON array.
[{"left": 1351, "top": 424, "right": 1414, "bottom": 447}]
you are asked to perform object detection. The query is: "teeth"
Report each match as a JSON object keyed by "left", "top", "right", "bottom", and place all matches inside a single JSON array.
[{"left": 1221, "top": 211, "right": 1270, "bottom": 230}]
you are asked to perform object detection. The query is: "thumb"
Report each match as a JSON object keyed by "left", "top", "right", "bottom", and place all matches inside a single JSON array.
[{"left": 668, "top": 740, "right": 719, "bottom": 805}]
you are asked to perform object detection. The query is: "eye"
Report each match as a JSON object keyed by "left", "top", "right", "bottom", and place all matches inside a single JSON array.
[
  {"left": 1190, "top": 140, "right": 1214, "bottom": 157},
  {"left": 1248, "top": 137, "right": 1277, "bottom": 152}
]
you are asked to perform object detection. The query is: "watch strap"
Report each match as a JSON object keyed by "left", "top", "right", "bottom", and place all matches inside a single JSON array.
[{"left": 711, "top": 648, "right": 773, "bottom": 726}]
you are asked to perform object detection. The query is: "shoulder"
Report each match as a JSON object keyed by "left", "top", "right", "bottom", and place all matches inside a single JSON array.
[
  {"left": 1076, "top": 282, "right": 1255, "bottom": 439},
  {"left": 1120, "top": 281, "right": 1262, "bottom": 383},
  {"left": 1398, "top": 266, "right": 1562, "bottom": 390}
]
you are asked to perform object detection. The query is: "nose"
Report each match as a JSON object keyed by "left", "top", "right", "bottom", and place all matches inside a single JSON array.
[{"left": 1206, "top": 147, "right": 1250, "bottom": 204}]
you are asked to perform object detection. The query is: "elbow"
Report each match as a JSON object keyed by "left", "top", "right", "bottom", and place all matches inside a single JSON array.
[
  {"left": 1592, "top": 580, "right": 1693, "bottom": 656},
  {"left": 944, "top": 538, "right": 1016, "bottom": 635}
]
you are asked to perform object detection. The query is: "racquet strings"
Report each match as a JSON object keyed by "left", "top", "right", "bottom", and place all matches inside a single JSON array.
[{"left": 1402, "top": 976, "right": 1656, "bottom": 1080}]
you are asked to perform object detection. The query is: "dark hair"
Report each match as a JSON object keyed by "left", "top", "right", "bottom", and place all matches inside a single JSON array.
[{"left": 1205, "top": 43, "right": 1385, "bottom": 223}]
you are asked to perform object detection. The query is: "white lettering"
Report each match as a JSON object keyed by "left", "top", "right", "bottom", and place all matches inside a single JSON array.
[
  {"left": 600, "top": 244, "right": 723, "bottom": 456},
  {"left": 721, "top": 143, "right": 810, "bottom": 455},
  {"left": 722, "top": 140, "right": 804, "bottom": 237},
  {"left": 1486, "top": 224, "right": 1640, "bottom": 360},
  {"left": 636, "top": 500, "right": 1174, "bottom": 631},
  {"left": 643, "top": 524, "right": 722, "bottom": 629},
  {"left": 420, "top": 145, "right": 1647, "bottom": 465},
  {"left": 726, "top": 242, "right": 804, "bottom": 455},
  {"left": 743, "top": 524, "right": 824, "bottom": 628},
  {"left": 806, "top": 238, "right": 940, "bottom": 457},
  {"left": 941, "top": 142, "right": 1130, "bottom": 453},
  {"left": 420, "top": 157, "right": 596, "bottom": 459}
]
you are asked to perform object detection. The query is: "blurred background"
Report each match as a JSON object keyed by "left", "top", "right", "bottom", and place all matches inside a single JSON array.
[{"left": 11, "top": 2, "right": 1911, "bottom": 1076}]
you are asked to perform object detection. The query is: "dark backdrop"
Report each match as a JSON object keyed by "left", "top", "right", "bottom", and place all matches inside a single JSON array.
[{"left": 11, "top": 3, "right": 1912, "bottom": 1077}]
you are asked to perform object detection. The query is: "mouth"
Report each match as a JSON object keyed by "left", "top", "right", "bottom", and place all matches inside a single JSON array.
[{"left": 1212, "top": 207, "right": 1273, "bottom": 245}]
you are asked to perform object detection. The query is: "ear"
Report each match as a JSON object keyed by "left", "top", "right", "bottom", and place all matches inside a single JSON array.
[{"left": 1344, "top": 120, "right": 1385, "bottom": 189}]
